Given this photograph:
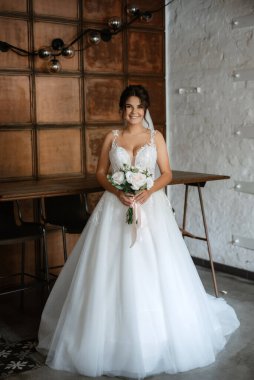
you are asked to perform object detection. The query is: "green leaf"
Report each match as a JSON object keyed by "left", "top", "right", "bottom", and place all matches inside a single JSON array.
[{"left": 126, "top": 207, "right": 133, "bottom": 224}]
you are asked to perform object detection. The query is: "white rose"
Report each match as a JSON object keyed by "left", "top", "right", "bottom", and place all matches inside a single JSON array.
[
  {"left": 146, "top": 177, "right": 154, "bottom": 190},
  {"left": 129, "top": 172, "right": 147, "bottom": 190},
  {"left": 125, "top": 171, "right": 134, "bottom": 183},
  {"left": 112, "top": 171, "right": 125, "bottom": 185}
]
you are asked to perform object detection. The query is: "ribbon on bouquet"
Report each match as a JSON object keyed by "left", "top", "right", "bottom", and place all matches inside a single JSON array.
[{"left": 130, "top": 200, "right": 147, "bottom": 248}]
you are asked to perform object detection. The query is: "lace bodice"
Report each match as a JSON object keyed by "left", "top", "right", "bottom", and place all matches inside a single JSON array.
[{"left": 109, "top": 129, "right": 157, "bottom": 177}]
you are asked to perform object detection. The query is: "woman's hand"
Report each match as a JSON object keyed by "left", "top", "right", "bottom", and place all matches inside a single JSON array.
[
  {"left": 134, "top": 189, "right": 152, "bottom": 205},
  {"left": 117, "top": 191, "right": 135, "bottom": 206},
  {"left": 117, "top": 189, "right": 152, "bottom": 206}
]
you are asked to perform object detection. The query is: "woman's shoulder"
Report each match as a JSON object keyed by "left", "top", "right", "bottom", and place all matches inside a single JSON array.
[
  {"left": 104, "top": 129, "right": 119, "bottom": 138},
  {"left": 153, "top": 129, "right": 162, "bottom": 135},
  {"left": 153, "top": 129, "right": 164, "bottom": 140},
  {"left": 153, "top": 129, "right": 167, "bottom": 146},
  {"left": 112, "top": 129, "right": 120, "bottom": 137},
  {"left": 103, "top": 130, "right": 120, "bottom": 145}
]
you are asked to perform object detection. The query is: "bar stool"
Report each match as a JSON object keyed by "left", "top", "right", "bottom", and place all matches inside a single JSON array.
[
  {"left": 42, "top": 193, "right": 90, "bottom": 273},
  {"left": 0, "top": 201, "right": 50, "bottom": 298}
]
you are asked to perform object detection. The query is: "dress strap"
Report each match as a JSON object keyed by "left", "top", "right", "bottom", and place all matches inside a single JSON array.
[
  {"left": 150, "top": 129, "right": 157, "bottom": 145},
  {"left": 112, "top": 130, "right": 119, "bottom": 147}
]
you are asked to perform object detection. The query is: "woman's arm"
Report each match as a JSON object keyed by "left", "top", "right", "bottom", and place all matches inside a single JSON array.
[
  {"left": 135, "top": 131, "right": 172, "bottom": 204},
  {"left": 152, "top": 130, "right": 172, "bottom": 190},
  {"left": 96, "top": 132, "right": 134, "bottom": 206}
]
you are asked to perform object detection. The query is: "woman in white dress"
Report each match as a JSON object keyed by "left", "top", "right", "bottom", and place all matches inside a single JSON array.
[{"left": 37, "top": 85, "right": 239, "bottom": 378}]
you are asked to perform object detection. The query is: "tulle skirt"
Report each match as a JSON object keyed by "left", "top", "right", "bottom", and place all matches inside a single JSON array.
[{"left": 37, "top": 190, "right": 239, "bottom": 378}]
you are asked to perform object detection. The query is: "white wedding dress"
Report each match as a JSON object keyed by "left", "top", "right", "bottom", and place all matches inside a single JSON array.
[{"left": 37, "top": 130, "right": 239, "bottom": 378}]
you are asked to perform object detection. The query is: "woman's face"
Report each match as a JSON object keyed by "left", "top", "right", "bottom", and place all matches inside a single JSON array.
[{"left": 123, "top": 96, "right": 145, "bottom": 126}]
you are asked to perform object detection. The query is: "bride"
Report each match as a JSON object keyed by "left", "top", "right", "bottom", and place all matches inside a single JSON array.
[{"left": 37, "top": 85, "right": 239, "bottom": 378}]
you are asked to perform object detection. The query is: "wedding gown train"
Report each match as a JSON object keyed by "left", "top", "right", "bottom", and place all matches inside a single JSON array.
[{"left": 37, "top": 130, "right": 239, "bottom": 378}]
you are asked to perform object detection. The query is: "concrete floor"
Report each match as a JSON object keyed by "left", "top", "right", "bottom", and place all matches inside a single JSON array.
[{"left": 0, "top": 266, "right": 253, "bottom": 380}]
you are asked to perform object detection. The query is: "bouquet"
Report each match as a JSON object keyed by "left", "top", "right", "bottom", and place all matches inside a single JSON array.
[{"left": 107, "top": 164, "right": 154, "bottom": 224}]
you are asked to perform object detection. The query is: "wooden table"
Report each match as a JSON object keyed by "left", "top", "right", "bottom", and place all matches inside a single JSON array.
[
  {"left": 0, "top": 171, "right": 229, "bottom": 200},
  {"left": 0, "top": 170, "right": 230, "bottom": 297},
  {"left": 171, "top": 171, "right": 230, "bottom": 297},
  {"left": 0, "top": 175, "right": 102, "bottom": 201}
]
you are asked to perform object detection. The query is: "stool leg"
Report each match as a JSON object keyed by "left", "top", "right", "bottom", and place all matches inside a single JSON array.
[
  {"left": 42, "top": 229, "right": 50, "bottom": 294},
  {"left": 20, "top": 242, "right": 25, "bottom": 308},
  {"left": 197, "top": 185, "right": 219, "bottom": 297},
  {"left": 62, "top": 227, "right": 68, "bottom": 263}
]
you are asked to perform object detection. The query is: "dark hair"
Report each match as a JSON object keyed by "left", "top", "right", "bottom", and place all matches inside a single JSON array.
[{"left": 119, "top": 85, "right": 150, "bottom": 112}]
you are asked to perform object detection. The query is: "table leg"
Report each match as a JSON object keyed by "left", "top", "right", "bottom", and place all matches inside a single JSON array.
[
  {"left": 197, "top": 185, "right": 219, "bottom": 297},
  {"left": 182, "top": 185, "right": 189, "bottom": 231},
  {"left": 180, "top": 183, "right": 219, "bottom": 297}
]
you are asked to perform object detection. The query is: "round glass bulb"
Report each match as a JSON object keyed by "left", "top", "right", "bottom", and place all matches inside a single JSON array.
[
  {"left": 51, "top": 38, "right": 64, "bottom": 51},
  {"left": 47, "top": 58, "right": 61, "bottom": 73},
  {"left": 108, "top": 17, "right": 122, "bottom": 31},
  {"left": 38, "top": 46, "right": 52, "bottom": 60},
  {"left": 62, "top": 46, "right": 75, "bottom": 58},
  {"left": 101, "top": 29, "right": 112, "bottom": 42},
  {"left": 126, "top": 6, "right": 140, "bottom": 16},
  {"left": 87, "top": 31, "right": 101, "bottom": 45},
  {"left": 140, "top": 11, "right": 153, "bottom": 22}
]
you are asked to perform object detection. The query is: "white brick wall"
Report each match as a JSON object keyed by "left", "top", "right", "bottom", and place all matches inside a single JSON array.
[{"left": 166, "top": 0, "right": 254, "bottom": 271}]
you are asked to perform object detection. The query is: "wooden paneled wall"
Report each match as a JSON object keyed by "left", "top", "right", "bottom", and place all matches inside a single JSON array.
[
  {"left": 0, "top": 0, "right": 165, "bottom": 181},
  {"left": 0, "top": 0, "right": 165, "bottom": 282}
]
